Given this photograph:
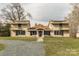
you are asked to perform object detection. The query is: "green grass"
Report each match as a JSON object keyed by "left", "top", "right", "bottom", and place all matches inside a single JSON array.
[
  {"left": 0, "top": 36, "right": 36, "bottom": 52},
  {"left": 0, "top": 44, "right": 5, "bottom": 51},
  {"left": 44, "top": 36, "right": 79, "bottom": 56},
  {"left": 0, "top": 37, "right": 37, "bottom": 41}
]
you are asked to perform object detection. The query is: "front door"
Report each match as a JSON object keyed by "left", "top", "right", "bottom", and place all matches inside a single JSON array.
[{"left": 38, "top": 31, "right": 42, "bottom": 37}]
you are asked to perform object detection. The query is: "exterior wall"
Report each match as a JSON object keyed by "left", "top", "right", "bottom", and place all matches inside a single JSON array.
[
  {"left": 11, "top": 24, "right": 29, "bottom": 28},
  {"left": 10, "top": 24, "right": 29, "bottom": 30},
  {"left": 25, "top": 31, "right": 30, "bottom": 36},
  {"left": 48, "top": 23, "right": 53, "bottom": 29},
  {"left": 10, "top": 21, "right": 30, "bottom": 37},
  {"left": 63, "top": 31, "right": 70, "bottom": 37},
  {"left": 50, "top": 31, "right": 54, "bottom": 36},
  {"left": 76, "top": 32, "right": 79, "bottom": 37},
  {"left": 10, "top": 30, "right": 16, "bottom": 37}
]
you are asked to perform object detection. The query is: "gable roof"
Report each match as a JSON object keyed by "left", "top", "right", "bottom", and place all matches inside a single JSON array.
[{"left": 29, "top": 24, "right": 51, "bottom": 31}]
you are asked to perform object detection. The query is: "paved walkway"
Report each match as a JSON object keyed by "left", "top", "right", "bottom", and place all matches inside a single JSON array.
[
  {"left": 0, "top": 40, "right": 45, "bottom": 56},
  {"left": 37, "top": 37, "right": 44, "bottom": 42}
]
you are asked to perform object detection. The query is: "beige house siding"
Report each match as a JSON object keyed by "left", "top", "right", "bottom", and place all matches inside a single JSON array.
[
  {"left": 76, "top": 33, "right": 79, "bottom": 37},
  {"left": 48, "top": 20, "right": 70, "bottom": 37},
  {"left": 10, "top": 20, "right": 30, "bottom": 37},
  {"left": 10, "top": 30, "right": 16, "bottom": 37},
  {"left": 63, "top": 31, "right": 70, "bottom": 37},
  {"left": 50, "top": 31, "right": 54, "bottom": 36}
]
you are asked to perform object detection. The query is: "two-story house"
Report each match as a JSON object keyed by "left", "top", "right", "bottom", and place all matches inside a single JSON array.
[
  {"left": 10, "top": 20, "right": 30, "bottom": 37},
  {"left": 48, "top": 20, "right": 70, "bottom": 37}
]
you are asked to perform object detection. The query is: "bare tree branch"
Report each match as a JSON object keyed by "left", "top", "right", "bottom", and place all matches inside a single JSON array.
[
  {"left": 66, "top": 4, "right": 79, "bottom": 38},
  {"left": 0, "top": 3, "right": 32, "bottom": 22}
]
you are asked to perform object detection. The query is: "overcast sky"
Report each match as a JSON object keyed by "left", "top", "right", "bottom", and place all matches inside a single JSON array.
[{"left": 0, "top": 3, "right": 71, "bottom": 26}]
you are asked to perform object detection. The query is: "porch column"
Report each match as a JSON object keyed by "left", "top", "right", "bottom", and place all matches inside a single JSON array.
[
  {"left": 37, "top": 30, "right": 38, "bottom": 37},
  {"left": 50, "top": 30, "right": 54, "bottom": 36},
  {"left": 42, "top": 30, "right": 44, "bottom": 37}
]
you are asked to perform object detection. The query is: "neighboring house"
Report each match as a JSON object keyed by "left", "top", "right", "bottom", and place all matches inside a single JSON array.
[
  {"left": 10, "top": 20, "right": 70, "bottom": 37},
  {"left": 48, "top": 20, "right": 70, "bottom": 37}
]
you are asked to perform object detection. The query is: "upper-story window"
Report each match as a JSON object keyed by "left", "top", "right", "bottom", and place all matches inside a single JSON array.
[
  {"left": 18, "top": 24, "right": 21, "bottom": 28},
  {"left": 59, "top": 23, "right": 62, "bottom": 27}
]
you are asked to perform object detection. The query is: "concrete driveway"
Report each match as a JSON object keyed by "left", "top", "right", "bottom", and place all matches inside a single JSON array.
[{"left": 0, "top": 40, "right": 45, "bottom": 56}]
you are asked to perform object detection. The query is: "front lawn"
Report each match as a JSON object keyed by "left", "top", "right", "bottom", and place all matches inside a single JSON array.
[
  {"left": 0, "top": 37, "right": 37, "bottom": 41},
  {"left": 44, "top": 36, "right": 79, "bottom": 56},
  {"left": 0, "top": 44, "right": 5, "bottom": 51}
]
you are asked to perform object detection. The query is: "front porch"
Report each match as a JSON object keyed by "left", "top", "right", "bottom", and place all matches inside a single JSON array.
[
  {"left": 30, "top": 30, "right": 50, "bottom": 37},
  {"left": 29, "top": 24, "right": 51, "bottom": 38}
]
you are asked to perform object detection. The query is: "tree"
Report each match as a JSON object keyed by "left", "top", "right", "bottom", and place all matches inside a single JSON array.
[
  {"left": 1, "top": 3, "right": 31, "bottom": 22},
  {"left": 66, "top": 4, "right": 79, "bottom": 38},
  {"left": 0, "top": 3, "right": 32, "bottom": 36}
]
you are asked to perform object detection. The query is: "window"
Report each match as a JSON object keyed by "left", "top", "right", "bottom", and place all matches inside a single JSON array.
[
  {"left": 44, "top": 31, "right": 50, "bottom": 35},
  {"left": 54, "top": 31, "right": 59, "bottom": 35},
  {"left": 54, "top": 30, "right": 63, "bottom": 35},
  {"left": 18, "top": 24, "right": 21, "bottom": 28},
  {"left": 21, "top": 31, "right": 25, "bottom": 35},
  {"left": 16, "top": 30, "right": 25, "bottom": 35},
  {"left": 30, "top": 31, "right": 37, "bottom": 35}
]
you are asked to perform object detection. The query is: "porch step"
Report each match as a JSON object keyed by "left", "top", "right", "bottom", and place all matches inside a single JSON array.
[{"left": 37, "top": 37, "right": 43, "bottom": 42}]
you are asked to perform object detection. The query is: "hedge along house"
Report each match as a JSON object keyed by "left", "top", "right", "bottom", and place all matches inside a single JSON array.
[
  {"left": 48, "top": 20, "right": 70, "bottom": 37},
  {"left": 29, "top": 24, "right": 51, "bottom": 37},
  {"left": 10, "top": 20, "right": 30, "bottom": 37}
]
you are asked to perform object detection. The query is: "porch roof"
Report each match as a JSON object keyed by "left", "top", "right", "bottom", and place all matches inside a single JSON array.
[
  {"left": 49, "top": 20, "right": 69, "bottom": 24},
  {"left": 29, "top": 24, "right": 51, "bottom": 31}
]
